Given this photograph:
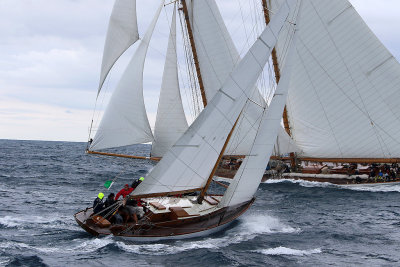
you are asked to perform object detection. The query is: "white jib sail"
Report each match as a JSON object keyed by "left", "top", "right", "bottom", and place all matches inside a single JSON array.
[
  {"left": 132, "top": 0, "right": 294, "bottom": 197},
  {"left": 190, "top": 0, "right": 299, "bottom": 156},
  {"left": 98, "top": 0, "right": 139, "bottom": 95},
  {"left": 151, "top": 6, "right": 188, "bottom": 158},
  {"left": 90, "top": 1, "right": 164, "bottom": 151},
  {"left": 272, "top": 0, "right": 400, "bottom": 158},
  {"left": 220, "top": 27, "right": 297, "bottom": 208}
]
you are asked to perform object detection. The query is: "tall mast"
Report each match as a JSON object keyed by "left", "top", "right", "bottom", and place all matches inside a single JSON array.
[
  {"left": 180, "top": 0, "right": 208, "bottom": 107},
  {"left": 197, "top": 112, "right": 242, "bottom": 204},
  {"left": 261, "top": 0, "right": 296, "bottom": 169},
  {"left": 261, "top": 0, "right": 290, "bottom": 135}
]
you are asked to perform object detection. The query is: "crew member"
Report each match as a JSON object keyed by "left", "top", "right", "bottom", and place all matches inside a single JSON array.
[
  {"left": 131, "top": 176, "right": 145, "bottom": 190},
  {"left": 93, "top": 192, "right": 105, "bottom": 215},
  {"left": 104, "top": 193, "right": 123, "bottom": 224},
  {"left": 115, "top": 184, "right": 133, "bottom": 200}
]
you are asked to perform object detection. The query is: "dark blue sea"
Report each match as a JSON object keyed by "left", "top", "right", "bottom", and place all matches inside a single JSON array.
[{"left": 1, "top": 139, "right": 400, "bottom": 266}]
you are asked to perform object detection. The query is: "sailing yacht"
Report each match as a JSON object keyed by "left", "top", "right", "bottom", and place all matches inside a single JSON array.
[
  {"left": 75, "top": 0, "right": 299, "bottom": 239},
  {"left": 86, "top": 0, "right": 299, "bottom": 160},
  {"left": 263, "top": 0, "right": 400, "bottom": 185}
]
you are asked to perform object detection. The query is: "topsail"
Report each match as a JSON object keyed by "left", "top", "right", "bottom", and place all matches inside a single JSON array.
[{"left": 98, "top": 0, "right": 139, "bottom": 95}]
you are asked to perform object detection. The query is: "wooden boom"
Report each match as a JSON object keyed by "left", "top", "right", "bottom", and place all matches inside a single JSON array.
[{"left": 87, "top": 150, "right": 161, "bottom": 161}]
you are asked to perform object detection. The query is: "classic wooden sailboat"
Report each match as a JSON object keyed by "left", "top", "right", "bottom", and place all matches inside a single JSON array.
[
  {"left": 260, "top": 0, "right": 400, "bottom": 185},
  {"left": 86, "top": 0, "right": 299, "bottom": 162},
  {"left": 75, "top": 0, "right": 300, "bottom": 239}
]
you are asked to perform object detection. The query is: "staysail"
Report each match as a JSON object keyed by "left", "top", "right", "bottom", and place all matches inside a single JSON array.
[
  {"left": 98, "top": 0, "right": 139, "bottom": 95},
  {"left": 151, "top": 6, "right": 189, "bottom": 158},
  {"left": 90, "top": 1, "right": 164, "bottom": 151},
  {"left": 220, "top": 25, "right": 297, "bottom": 207},
  {"left": 132, "top": 0, "right": 295, "bottom": 197},
  {"left": 271, "top": 0, "right": 400, "bottom": 159}
]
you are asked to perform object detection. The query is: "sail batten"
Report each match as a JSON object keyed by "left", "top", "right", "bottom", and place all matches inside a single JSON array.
[
  {"left": 132, "top": 1, "right": 294, "bottom": 197},
  {"left": 90, "top": 1, "right": 164, "bottom": 151},
  {"left": 98, "top": 0, "right": 139, "bottom": 95}
]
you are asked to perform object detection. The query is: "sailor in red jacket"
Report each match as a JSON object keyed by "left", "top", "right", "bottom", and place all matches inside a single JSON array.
[{"left": 115, "top": 184, "right": 134, "bottom": 200}]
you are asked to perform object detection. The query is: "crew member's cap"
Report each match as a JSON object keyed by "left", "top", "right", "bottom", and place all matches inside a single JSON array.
[
  {"left": 139, "top": 177, "right": 145, "bottom": 181},
  {"left": 125, "top": 184, "right": 129, "bottom": 187},
  {"left": 98, "top": 192, "right": 104, "bottom": 199}
]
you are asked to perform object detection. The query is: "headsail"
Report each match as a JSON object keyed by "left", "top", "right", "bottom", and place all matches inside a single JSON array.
[
  {"left": 98, "top": 0, "right": 139, "bottom": 95},
  {"left": 90, "top": 1, "right": 164, "bottom": 151},
  {"left": 271, "top": 0, "right": 400, "bottom": 159},
  {"left": 220, "top": 24, "right": 297, "bottom": 207},
  {"left": 151, "top": 6, "right": 189, "bottom": 158},
  {"left": 132, "top": 0, "right": 295, "bottom": 197}
]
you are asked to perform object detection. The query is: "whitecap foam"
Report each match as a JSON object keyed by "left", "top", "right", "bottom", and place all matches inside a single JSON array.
[
  {"left": 0, "top": 216, "right": 21, "bottom": 227},
  {"left": 0, "top": 236, "right": 115, "bottom": 255},
  {"left": 263, "top": 178, "right": 333, "bottom": 188},
  {"left": 338, "top": 183, "right": 400, "bottom": 193},
  {"left": 0, "top": 214, "right": 75, "bottom": 229},
  {"left": 116, "top": 214, "right": 299, "bottom": 255},
  {"left": 1, "top": 214, "right": 299, "bottom": 256},
  {"left": 256, "top": 246, "right": 322, "bottom": 256}
]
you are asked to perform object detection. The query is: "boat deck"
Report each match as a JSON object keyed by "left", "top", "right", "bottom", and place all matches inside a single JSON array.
[{"left": 74, "top": 195, "right": 240, "bottom": 239}]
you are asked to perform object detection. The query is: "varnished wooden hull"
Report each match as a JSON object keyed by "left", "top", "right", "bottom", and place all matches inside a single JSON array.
[{"left": 74, "top": 198, "right": 254, "bottom": 241}]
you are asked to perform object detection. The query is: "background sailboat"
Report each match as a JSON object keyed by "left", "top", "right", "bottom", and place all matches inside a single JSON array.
[{"left": 262, "top": 0, "right": 400, "bottom": 185}]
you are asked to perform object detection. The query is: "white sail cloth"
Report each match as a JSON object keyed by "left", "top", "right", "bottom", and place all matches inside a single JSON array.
[
  {"left": 151, "top": 7, "right": 188, "bottom": 158},
  {"left": 271, "top": 0, "right": 400, "bottom": 158},
  {"left": 132, "top": 1, "right": 294, "bottom": 197},
  {"left": 189, "top": 0, "right": 300, "bottom": 156},
  {"left": 98, "top": 0, "right": 139, "bottom": 95},
  {"left": 220, "top": 27, "right": 297, "bottom": 208},
  {"left": 90, "top": 1, "right": 164, "bottom": 151}
]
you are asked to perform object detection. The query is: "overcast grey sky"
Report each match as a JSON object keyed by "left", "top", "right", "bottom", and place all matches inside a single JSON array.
[{"left": 0, "top": 0, "right": 399, "bottom": 142}]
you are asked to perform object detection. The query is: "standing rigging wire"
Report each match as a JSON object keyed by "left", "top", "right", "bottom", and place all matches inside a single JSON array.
[
  {"left": 178, "top": 6, "right": 202, "bottom": 117},
  {"left": 87, "top": 63, "right": 115, "bottom": 149}
]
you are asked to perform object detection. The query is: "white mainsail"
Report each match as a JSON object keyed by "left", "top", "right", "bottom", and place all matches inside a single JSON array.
[
  {"left": 151, "top": 6, "right": 188, "bottom": 158},
  {"left": 220, "top": 27, "right": 297, "bottom": 207},
  {"left": 132, "top": 0, "right": 295, "bottom": 197},
  {"left": 271, "top": 0, "right": 400, "bottom": 159},
  {"left": 90, "top": 1, "right": 164, "bottom": 151},
  {"left": 189, "top": 0, "right": 299, "bottom": 156},
  {"left": 98, "top": 0, "right": 139, "bottom": 95}
]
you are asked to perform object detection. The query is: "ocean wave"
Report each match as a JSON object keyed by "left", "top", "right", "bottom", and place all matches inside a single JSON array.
[
  {"left": 256, "top": 246, "right": 322, "bottom": 256},
  {"left": 338, "top": 184, "right": 400, "bottom": 193},
  {"left": 0, "top": 215, "right": 74, "bottom": 229},
  {"left": 0, "top": 237, "right": 115, "bottom": 255},
  {"left": 263, "top": 178, "right": 334, "bottom": 188},
  {"left": 116, "top": 214, "right": 299, "bottom": 255}
]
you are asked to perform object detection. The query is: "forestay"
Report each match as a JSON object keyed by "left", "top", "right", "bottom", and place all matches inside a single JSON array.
[
  {"left": 220, "top": 25, "right": 297, "bottom": 208},
  {"left": 151, "top": 6, "right": 188, "bottom": 158},
  {"left": 90, "top": 1, "right": 164, "bottom": 151},
  {"left": 189, "top": 0, "right": 299, "bottom": 156},
  {"left": 132, "top": 0, "right": 295, "bottom": 197},
  {"left": 98, "top": 0, "right": 139, "bottom": 95},
  {"left": 271, "top": 0, "right": 400, "bottom": 158}
]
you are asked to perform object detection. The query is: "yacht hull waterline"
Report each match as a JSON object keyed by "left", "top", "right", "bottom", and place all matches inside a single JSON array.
[{"left": 74, "top": 196, "right": 254, "bottom": 241}]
